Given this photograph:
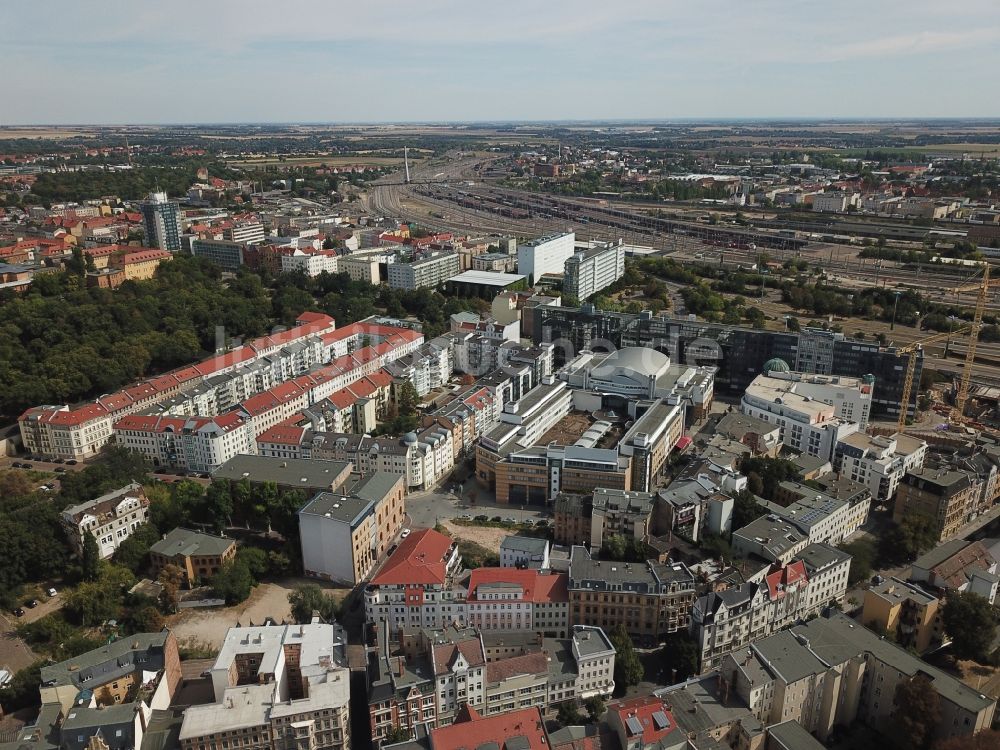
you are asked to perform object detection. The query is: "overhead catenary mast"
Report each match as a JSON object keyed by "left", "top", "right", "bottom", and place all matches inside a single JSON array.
[{"left": 404, "top": 147, "right": 411, "bottom": 184}]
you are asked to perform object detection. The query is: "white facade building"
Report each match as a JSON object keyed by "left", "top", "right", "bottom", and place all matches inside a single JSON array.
[
  {"left": 60, "top": 482, "right": 150, "bottom": 559},
  {"left": 517, "top": 232, "right": 575, "bottom": 281},
  {"left": 835, "top": 431, "right": 928, "bottom": 503},
  {"left": 563, "top": 239, "right": 626, "bottom": 301},
  {"left": 281, "top": 248, "right": 339, "bottom": 276}
]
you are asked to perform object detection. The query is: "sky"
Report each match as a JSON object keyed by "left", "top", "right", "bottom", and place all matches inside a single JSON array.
[{"left": 3, "top": 0, "right": 999, "bottom": 124}]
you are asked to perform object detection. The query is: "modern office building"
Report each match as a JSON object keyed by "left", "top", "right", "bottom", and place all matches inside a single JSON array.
[
  {"left": 387, "top": 252, "right": 460, "bottom": 290},
  {"left": 140, "top": 191, "right": 183, "bottom": 252},
  {"left": 445, "top": 270, "right": 528, "bottom": 298},
  {"left": 563, "top": 239, "right": 625, "bottom": 301},
  {"left": 533, "top": 307, "right": 920, "bottom": 419},
  {"left": 517, "top": 232, "right": 575, "bottom": 282},
  {"left": 191, "top": 238, "right": 246, "bottom": 271}
]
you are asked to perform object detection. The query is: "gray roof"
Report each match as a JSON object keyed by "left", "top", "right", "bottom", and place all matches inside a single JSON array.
[
  {"left": 794, "top": 543, "right": 851, "bottom": 575},
  {"left": 591, "top": 347, "right": 670, "bottom": 378},
  {"left": 715, "top": 411, "right": 777, "bottom": 440},
  {"left": 751, "top": 630, "right": 828, "bottom": 684},
  {"left": 40, "top": 632, "right": 170, "bottom": 689},
  {"left": 732, "top": 516, "right": 806, "bottom": 559},
  {"left": 299, "top": 473, "right": 402, "bottom": 526},
  {"left": 569, "top": 546, "right": 694, "bottom": 592},
  {"left": 767, "top": 721, "right": 826, "bottom": 750},
  {"left": 911, "top": 538, "right": 972, "bottom": 572},
  {"left": 63, "top": 482, "right": 144, "bottom": 521},
  {"left": 500, "top": 536, "right": 549, "bottom": 554},
  {"left": 791, "top": 613, "right": 995, "bottom": 714},
  {"left": 149, "top": 528, "right": 235, "bottom": 559},
  {"left": 213, "top": 455, "right": 352, "bottom": 489}
]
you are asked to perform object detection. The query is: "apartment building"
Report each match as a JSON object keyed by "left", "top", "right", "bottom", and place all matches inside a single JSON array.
[
  {"left": 281, "top": 247, "right": 339, "bottom": 276},
  {"left": 113, "top": 411, "right": 257, "bottom": 473},
  {"left": 835, "top": 431, "right": 928, "bottom": 503},
  {"left": 386, "top": 706, "right": 550, "bottom": 750},
  {"left": 756, "top": 482, "right": 871, "bottom": 547},
  {"left": 721, "top": 613, "right": 996, "bottom": 744},
  {"left": 181, "top": 624, "right": 350, "bottom": 750},
  {"left": 911, "top": 539, "right": 999, "bottom": 604},
  {"left": 225, "top": 220, "right": 266, "bottom": 245},
  {"left": 60, "top": 481, "right": 150, "bottom": 559},
  {"left": 387, "top": 252, "right": 460, "bottom": 290},
  {"left": 563, "top": 239, "right": 625, "bottom": 301},
  {"left": 861, "top": 577, "right": 943, "bottom": 653},
  {"left": 517, "top": 232, "right": 575, "bottom": 281},
  {"left": 554, "top": 488, "right": 654, "bottom": 548},
  {"left": 365, "top": 528, "right": 464, "bottom": 631},
  {"left": 213, "top": 455, "right": 354, "bottom": 496},
  {"left": 893, "top": 467, "right": 977, "bottom": 543},
  {"left": 691, "top": 544, "right": 851, "bottom": 670},
  {"left": 567, "top": 546, "right": 696, "bottom": 643},
  {"left": 741, "top": 375, "right": 861, "bottom": 462},
  {"left": 370, "top": 625, "right": 612, "bottom": 745},
  {"left": 24, "top": 632, "right": 182, "bottom": 750},
  {"left": 20, "top": 313, "right": 338, "bottom": 460},
  {"left": 464, "top": 568, "right": 569, "bottom": 637},
  {"left": 141, "top": 191, "right": 182, "bottom": 252},
  {"left": 298, "top": 472, "right": 406, "bottom": 585},
  {"left": 149, "top": 527, "right": 237, "bottom": 586}
]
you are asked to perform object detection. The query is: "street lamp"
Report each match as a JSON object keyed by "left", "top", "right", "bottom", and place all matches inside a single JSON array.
[{"left": 890, "top": 290, "right": 902, "bottom": 331}]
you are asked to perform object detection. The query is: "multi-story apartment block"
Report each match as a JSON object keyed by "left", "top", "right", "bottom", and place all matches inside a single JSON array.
[
  {"left": 387, "top": 252, "right": 460, "bottom": 290},
  {"left": 741, "top": 374, "right": 862, "bottom": 462},
  {"left": 517, "top": 232, "right": 575, "bottom": 282},
  {"left": 281, "top": 247, "right": 339, "bottom": 276},
  {"left": 149, "top": 527, "right": 237, "bottom": 587},
  {"left": 60, "top": 481, "right": 150, "bottom": 559},
  {"left": 835, "top": 432, "right": 927, "bottom": 503},
  {"left": 365, "top": 528, "right": 464, "bottom": 631},
  {"left": 20, "top": 313, "right": 338, "bottom": 461},
  {"left": 464, "top": 568, "right": 569, "bottom": 638},
  {"left": 225, "top": 220, "right": 266, "bottom": 245},
  {"left": 554, "top": 488, "right": 654, "bottom": 548},
  {"left": 113, "top": 411, "right": 257, "bottom": 473},
  {"left": 567, "top": 546, "right": 696, "bottom": 643},
  {"left": 861, "top": 576, "right": 943, "bottom": 653},
  {"left": 721, "top": 613, "right": 996, "bottom": 744},
  {"left": 383, "top": 335, "right": 455, "bottom": 397},
  {"left": 369, "top": 624, "right": 613, "bottom": 745},
  {"left": 181, "top": 624, "right": 350, "bottom": 750},
  {"left": 298, "top": 472, "right": 406, "bottom": 584},
  {"left": 25, "top": 632, "right": 182, "bottom": 750},
  {"left": 563, "top": 239, "right": 625, "bottom": 301},
  {"left": 893, "top": 467, "right": 977, "bottom": 543},
  {"left": 754, "top": 482, "right": 870, "bottom": 548},
  {"left": 140, "top": 191, "right": 182, "bottom": 252},
  {"left": 691, "top": 543, "right": 850, "bottom": 670}
]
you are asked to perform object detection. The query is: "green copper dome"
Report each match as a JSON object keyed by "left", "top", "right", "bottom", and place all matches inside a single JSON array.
[{"left": 763, "top": 358, "right": 791, "bottom": 375}]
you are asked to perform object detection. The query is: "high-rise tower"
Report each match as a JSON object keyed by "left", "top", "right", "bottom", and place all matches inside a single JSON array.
[{"left": 140, "top": 191, "right": 182, "bottom": 252}]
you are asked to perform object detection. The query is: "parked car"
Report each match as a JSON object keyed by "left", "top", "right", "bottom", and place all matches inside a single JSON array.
[
  {"left": 54, "top": 467, "right": 67, "bottom": 473},
  {"left": 13, "top": 607, "right": 24, "bottom": 617},
  {"left": 400, "top": 528, "right": 411, "bottom": 539},
  {"left": 11, "top": 462, "right": 22, "bottom": 468},
  {"left": 502, "top": 517, "right": 517, "bottom": 524},
  {"left": 22, "top": 463, "right": 32, "bottom": 469},
  {"left": 66, "top": 460, "right": 78, "bottom": 465},
  {"left": 25, "top": 599, "right": 37, "bottom": 609},
  {"left": 47, "top": 587, "right": 57, "bottom": 597}
]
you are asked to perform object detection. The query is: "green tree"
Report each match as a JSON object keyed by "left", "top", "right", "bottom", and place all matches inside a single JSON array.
[
  {"left": 199, "top": 480, "right": 233, "bottom": 534},
  {"left": 288, "top": 584, "right": 340, "bottom": 624},
  {"left": 81, "top": 531, "right": 101, "bottom": 581},
  {"left": 609, "top": 624, "right": 644, "bottom": 690},
  {"left": 383, "top": 727, "right": 412, "bottom": 744},
  {"left": 584, "top": 695, "right": 606, "bottom": 721},
  {"left": 894, "top": 674, "right": 941, "bottom": 750},
  {"left": 556, "top": 701, "right": 584, "bottom": 726},
  {"left": 237, "top": 547, "right": 270, "bottom": 581},
  {"left": 732, "top": 489, "right": 766, "bottom": 531},
  {"left": 942, "top": 591, "right": 998, "bottom": 662},
  {"left": 157, "top": 564, "right": 185, "bottom": 613},
  {"left": 112, "top": 523, "right": 161, "bottom": 574},
  {"left": 211, "top": 558, "right": 254, "bottom": 605},
  {"left": 658, "top": 632, "right": 700, "bottom": 683},
  {"left": 129, "top": 605, "right": 165, "bottom": 633},
  {"left": 839, "top": 538, "right": 876, "bottom": 586},
  {"left": 882, "top": 514, "right": 938, "bottom": 564},
  {"left": 601, "top": 534, "right": 627, "bottom": 561}
]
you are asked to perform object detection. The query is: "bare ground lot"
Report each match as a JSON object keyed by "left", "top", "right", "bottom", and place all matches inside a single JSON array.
[
  {"left": 167, "top": 579, "right": 349, "bottom": 651},
  {"left": 440, "top": 519, "right": 511, "bottom": 551}
]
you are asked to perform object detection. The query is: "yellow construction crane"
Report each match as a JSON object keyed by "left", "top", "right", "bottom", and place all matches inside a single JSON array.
[{"left": 895, "top": 263, "right": 994, "bottom": 433}]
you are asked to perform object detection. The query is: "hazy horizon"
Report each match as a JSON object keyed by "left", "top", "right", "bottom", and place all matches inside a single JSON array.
[{"left": 4, "top": 0, "right": 999, "bottom": 124}]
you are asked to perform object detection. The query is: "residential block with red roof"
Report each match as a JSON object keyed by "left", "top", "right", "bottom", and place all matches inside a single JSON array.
[{"left": 464, "top": 568, "right": 569, "bottom": 637}]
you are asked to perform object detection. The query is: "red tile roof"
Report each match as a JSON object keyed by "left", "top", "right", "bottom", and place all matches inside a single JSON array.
[
  {"left": 612, "top": 696, "right": 679, "bottom": 746},
  {"left": 256, "top": 423, "right": 308, "bottom": 446},
  {"left": 485, "top": 652, "right": 549, "bottom": 683},
  {"left": 467, "top": 569, "right": 569, "bottom": 603},
  {"left": 765, "top": 560, "right": 808, "bottom": 600},
  {"left": 370, "top": 528, "right": 454, "bottom": 587},
  {"left": 428, "top": 706, "right": 547, "bottom": 750}
]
